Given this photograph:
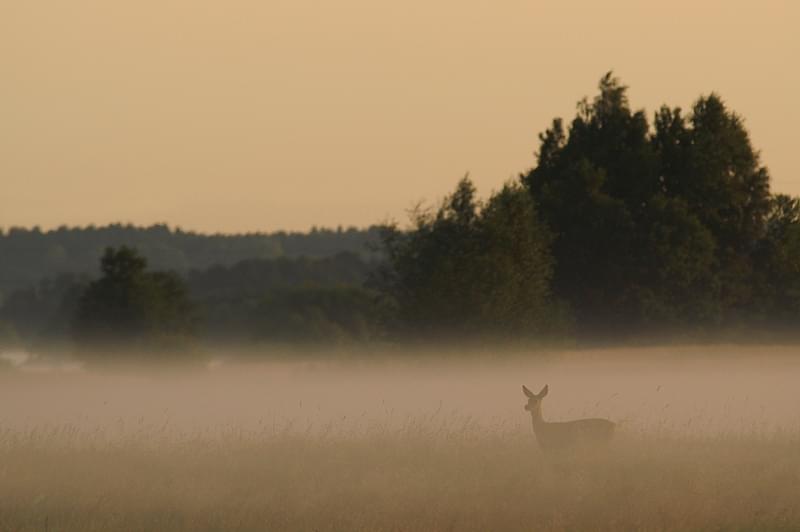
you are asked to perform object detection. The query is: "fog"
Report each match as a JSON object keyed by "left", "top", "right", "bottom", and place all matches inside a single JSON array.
[
  {"left": 3, "top": 345, "right": 799, "bottom": 439},
  {"left": 2, "top": 345, "right": 799, "bottom": 531}
]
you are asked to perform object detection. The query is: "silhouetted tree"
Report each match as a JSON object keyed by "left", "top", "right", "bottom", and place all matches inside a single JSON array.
[
  {"left": 524, "top": 74, "right": 662, "bottom": 334},
  {"left": 375, "top": 177, "right": 564, "bottom": 340},
  {"left": 522, "top": 72, "right": 772, "bottom": 338},
  {"left": 73, "top": 247, "right": 195, "bottom": 350},
  {"left": 750, "top": 195, "right": 800, "bottom": 327},
  {"left": 653, "top": 95, "right": 772, "bottom": 316}
]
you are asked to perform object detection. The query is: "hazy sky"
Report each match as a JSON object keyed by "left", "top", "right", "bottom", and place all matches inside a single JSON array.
[{"left": 2, "top": 0, "right": 797, "bottom": 233}]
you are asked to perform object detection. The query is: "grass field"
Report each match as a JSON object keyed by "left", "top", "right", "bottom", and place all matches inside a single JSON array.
[{"left": 1, "top": 346, "right": 799, "bottom": 531}]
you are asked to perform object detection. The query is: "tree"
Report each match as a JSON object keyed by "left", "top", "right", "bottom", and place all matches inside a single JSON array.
[
  {"left": 374, "top": 177, "right": 482, "bottom": 336},
  {"left": 750, "top": 195, "right": 800, "bottom": 327},
  {"left": 73, "top": 247, "right": 195, "bottom": 351},
  {"left": 471, "top": 182, "right": 566, "bottom": 335},
  {"left": 653, "top": 95, "right": 772, "bottom": 314},
  {"left": 522, "top": 73, "right": 664, "bottom": 334},
  {"left": 522, "top": 73, "right": 773, "bottom": 338},
  {"left": 631, "top": 195, "right": 719, "bottom": 330},
  {"left": 374, "top": 177, "right": 563, "bottom": 341}
]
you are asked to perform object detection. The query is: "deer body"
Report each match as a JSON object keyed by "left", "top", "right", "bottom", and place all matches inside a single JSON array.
[{"left": 523, "top": 385, "right": 615, "bottom": 452}]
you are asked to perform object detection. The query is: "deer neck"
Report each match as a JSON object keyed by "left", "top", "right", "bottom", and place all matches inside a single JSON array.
[{"left": 529, "top": 405, "right": 546, "bottom": 431}]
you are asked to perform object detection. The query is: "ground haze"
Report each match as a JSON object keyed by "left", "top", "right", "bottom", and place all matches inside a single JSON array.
[{"left": 1, "top": 345, "right": 799, "bottom": 530}]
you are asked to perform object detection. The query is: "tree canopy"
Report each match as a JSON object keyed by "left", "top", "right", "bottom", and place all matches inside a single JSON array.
[
  {"left": 520, "top": 73, "right": 777, "bottom": 338},
  {"left": 73, "top": 247, "right": 196, "bottom": 351},
  {"left": 374, "top": 178, "right": 566, "bottom": 341}
]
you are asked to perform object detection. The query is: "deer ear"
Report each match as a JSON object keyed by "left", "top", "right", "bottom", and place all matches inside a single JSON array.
[
  {"left": 538, "top": 385, "right": 549, "bottom": 398},
  {"left": 522, "top": 385, "right": 535, "bottom": 398}
]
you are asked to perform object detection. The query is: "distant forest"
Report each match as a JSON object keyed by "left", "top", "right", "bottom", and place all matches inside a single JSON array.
[
  {"left": 3, "top": 73, "right": 800, "bottom": 356},
  {"left": 0, "top": 226, "right": 380, "bottom": 349},
  {"left": 0, "top": 224, "right": 380, "bottom": 297}
]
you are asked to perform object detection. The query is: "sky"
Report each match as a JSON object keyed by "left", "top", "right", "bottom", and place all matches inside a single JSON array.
[{"left": 2, "top": 0, "right": 798, "bottom": 234}]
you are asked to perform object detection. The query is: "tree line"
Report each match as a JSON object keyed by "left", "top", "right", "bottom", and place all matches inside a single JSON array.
[
  {"left": 3, "top": 73, "right": 799, "bottom": 356},
  {"left": 0, "top": 223, "right": 381, "bottom": 300},
  {"left": 0, "top": 248, "right": 379, "bottom": 352},
  {"left": 378, "top": 73, "right": 800, "bottom": 343}
]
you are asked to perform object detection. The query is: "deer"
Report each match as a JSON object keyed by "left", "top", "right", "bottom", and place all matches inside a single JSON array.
[{"left": 522, "top": 384, "right": 615, "bottom": 452}]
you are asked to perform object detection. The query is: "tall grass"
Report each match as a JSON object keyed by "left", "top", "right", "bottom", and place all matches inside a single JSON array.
[
  {"left": 1, "top": 418, "right": 799, "bottom": 531},
  {"left": 3, "top": 348, "right": 800, "bottom": 531}
]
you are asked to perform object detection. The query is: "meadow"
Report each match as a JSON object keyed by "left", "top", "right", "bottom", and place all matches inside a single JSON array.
[{"left": 1, "top": 346, "right": 799, "bottom": 531}]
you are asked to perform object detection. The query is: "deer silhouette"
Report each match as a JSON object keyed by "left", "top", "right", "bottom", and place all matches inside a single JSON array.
[{"left": 523, "top": 384, "right": 615, "bottom": 452}]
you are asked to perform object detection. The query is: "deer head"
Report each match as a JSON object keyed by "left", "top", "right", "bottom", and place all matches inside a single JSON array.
[{"left": 522, "top": 384, "right": 548, "bottom": 413}]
